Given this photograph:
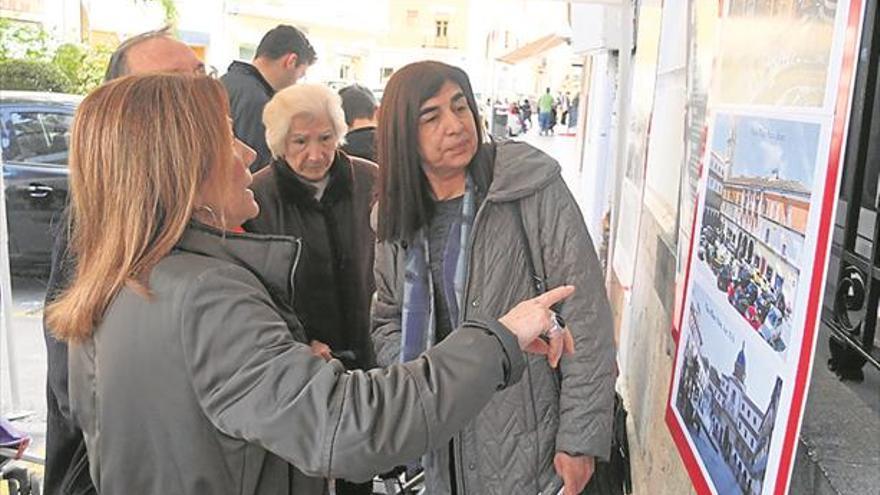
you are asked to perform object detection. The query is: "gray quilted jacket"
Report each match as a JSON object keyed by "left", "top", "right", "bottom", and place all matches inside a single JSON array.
[{"left": 372, "top": 140, "right": 617, "bottom": 494}]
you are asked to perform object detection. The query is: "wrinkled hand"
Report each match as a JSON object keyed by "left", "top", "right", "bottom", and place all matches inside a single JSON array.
[
  {"left": 498, "top": 285, "right": 576, "bottom": 364},
  {"left": 555, "top": 453, "right": 594, "bottom": 495},
  {"left": 309, "top": 340, "right": 333, "bottom": 361}
]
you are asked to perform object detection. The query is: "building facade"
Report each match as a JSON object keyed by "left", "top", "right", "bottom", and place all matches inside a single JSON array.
[
  {"left": 719, "top": 175, "right": 809, "bottom": 304},
  {"left": 678, "top": 308, "right": 784, "bottom": 495}
]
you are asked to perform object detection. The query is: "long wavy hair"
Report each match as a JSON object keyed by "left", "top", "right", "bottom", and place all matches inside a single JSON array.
[{"left": 46, "top": 74, "right": 232, "bottom": 342}]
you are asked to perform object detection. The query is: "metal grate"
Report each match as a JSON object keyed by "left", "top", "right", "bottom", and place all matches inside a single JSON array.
[{"left": 822, "top": 0, "right": 880, "bottom": 371}]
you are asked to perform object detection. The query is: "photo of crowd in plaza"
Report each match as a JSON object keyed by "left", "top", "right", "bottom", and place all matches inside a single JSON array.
[
  {"left": 695, "top": 113, "right": 821, "bottom": 354},
  {"left": 675, "top": 284, "right": 784, "bottom": 495}
]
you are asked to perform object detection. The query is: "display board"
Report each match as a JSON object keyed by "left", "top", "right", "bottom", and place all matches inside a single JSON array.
[
  {"left": 671, "top": 0, "right": 720, "bottom": 338},
  {"left": 611, "top": 0, "right": 663, "bottom": 287},
  {"left": 666, "top": 0, "right": 866, "bottom": 494}
]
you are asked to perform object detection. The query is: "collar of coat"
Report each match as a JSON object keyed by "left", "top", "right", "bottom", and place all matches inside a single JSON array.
[
  {"left": 175, "top": 221, "right": 300, "bottom": 306},
  {"left": 484, "top": 140, "right": 562, "bottom": 203},
  {"left": 269, "top": 151, "right": 354, "bottom": 207},
  {"left": 226, "top": 60, "right": 275, "bottom": 97}
]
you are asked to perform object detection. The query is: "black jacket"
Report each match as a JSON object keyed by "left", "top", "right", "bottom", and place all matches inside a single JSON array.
[
  {"left": 244, "top": 151, "right": 378, "bottom": 369},
  {"left": 341, "top": 127, "right": 377, "bottom": 163},
  {"left": 220, "top": 61, "right": 275, "bottom": 171},
  {"left": 44, "top": 215, "right": 96, "bottom": 495}
]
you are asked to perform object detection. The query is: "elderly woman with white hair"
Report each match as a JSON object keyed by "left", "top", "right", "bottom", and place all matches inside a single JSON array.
[
  {"left": 245, "top": 83, "right": 377, "bottom": 367},
  {"left": 244, "top": 83, "right": 379, "bottom": 494}
]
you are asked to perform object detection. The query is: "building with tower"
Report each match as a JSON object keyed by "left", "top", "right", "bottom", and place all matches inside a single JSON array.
[
  {"left": 678, "top": 306, "right": 784, "bottom": 495},
  {"left": 704, "top": 124, "right": 736, "bottom": 229},
  {"left": 709, "top": 119, "right": 811, "bottom": 308}
]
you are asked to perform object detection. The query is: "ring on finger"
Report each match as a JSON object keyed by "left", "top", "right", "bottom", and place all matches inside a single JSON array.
[{"left": 544, "top": 311, "right": 563, "bottom": 338}]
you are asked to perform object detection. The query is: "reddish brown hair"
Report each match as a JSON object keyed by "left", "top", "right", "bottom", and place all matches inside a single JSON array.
[{"left": 46, "top": 74, "right": 232, "bottom": 341}]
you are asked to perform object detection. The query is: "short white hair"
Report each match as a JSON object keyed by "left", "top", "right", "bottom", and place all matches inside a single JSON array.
[{"left": 263, "top": 83, "right": 348, "bottom": 159}]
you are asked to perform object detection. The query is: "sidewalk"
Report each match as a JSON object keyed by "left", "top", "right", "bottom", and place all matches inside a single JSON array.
[
  {"left": 516, "top": 127, "right": 591, "bottom": 216},
  {"left": 3, "top": 275, "right": 49, "bottom": 491}
]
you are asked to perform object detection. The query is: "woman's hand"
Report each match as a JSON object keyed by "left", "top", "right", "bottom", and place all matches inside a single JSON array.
[
  {"left": 498, "top": 285, "right": 576, "bottom": 366},
  {"left": 555, "top": 452, "right": 595, "bottom": 494},
  {"left": 309, "top": 340, "right": 333, "bottom": 361}
]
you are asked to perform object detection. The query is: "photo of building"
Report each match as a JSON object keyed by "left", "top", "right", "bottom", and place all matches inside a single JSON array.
[
  {"left": 676, "top": 285, "right": 784, "bottom": 495},
  {"left": 696, "top": 114, "right": 819, "bottom": 353}
]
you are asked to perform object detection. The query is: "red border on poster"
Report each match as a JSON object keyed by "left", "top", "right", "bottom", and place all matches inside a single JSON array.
[
  {"left": 774, "top": 0, "right": 864, "bottom": 491},
  {"left": 665, "top": 0, "right": 865, "bottom": 493}
]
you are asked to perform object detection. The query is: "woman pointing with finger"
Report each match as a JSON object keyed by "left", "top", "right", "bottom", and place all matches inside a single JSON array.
[{"left": 49, "top": 73, "right": 580, "bottom": 494}]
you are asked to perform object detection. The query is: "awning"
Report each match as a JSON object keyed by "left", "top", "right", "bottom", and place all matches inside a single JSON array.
[{"left": 496, "top": 34, "right": 569, "bottom": 65}]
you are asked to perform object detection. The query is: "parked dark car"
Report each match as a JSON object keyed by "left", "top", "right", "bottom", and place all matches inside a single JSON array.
[{"left": 0, "top": 91, "right": 80, "bottom": 272}]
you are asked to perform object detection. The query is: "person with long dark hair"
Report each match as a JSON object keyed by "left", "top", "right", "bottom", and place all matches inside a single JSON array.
[{"left": 373, "top": 61, "right": 617, "bottom": 495}]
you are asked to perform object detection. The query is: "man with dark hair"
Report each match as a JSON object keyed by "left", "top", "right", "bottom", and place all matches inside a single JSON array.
[
  {"left": 221, "top": 24, "right": 316, "bottom": 171},
  {"left": 339, "top": 84, "right": 378, "bottom": 162},
  {"left": 43, "top": 29, "right": 204, "bottom": 495}
]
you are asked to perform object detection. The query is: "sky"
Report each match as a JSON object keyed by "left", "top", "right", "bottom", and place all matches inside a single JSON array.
[
  {"left": 710, "top": 113, "right": 821, "bottom": 187},
  {"left": 688, "top": 282, "right": 780, "bottom": 409}
]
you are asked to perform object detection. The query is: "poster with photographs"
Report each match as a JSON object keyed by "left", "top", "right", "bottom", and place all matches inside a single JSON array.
[
  {"left": 667, "top": 0, "right": 866, "bottom": 494},
  {"left": 671, "top": 0, "right": 720, "bottom": 337}
]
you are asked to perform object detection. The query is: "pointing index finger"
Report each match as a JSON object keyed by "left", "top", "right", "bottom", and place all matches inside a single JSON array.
[{"left": 535, "top": 285, "right": 575, "bottom": 308}]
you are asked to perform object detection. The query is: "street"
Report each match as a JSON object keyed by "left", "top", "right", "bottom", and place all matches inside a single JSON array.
[{"left": 4, "top": 274, "right": 51, "bottom": 482}]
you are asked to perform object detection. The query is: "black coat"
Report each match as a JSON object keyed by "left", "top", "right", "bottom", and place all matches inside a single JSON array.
[
  {"left": 44, "top": 214, "right": 97, "bottom": 495},
  {"left": 341, "top": 126, "right": 377, "bottom": 163},
  {"left": 244, "top": 152, "right": 378, "bottom": 369},
  {"left": 220, "top": 61, "right": 275, "bottom": 172}
]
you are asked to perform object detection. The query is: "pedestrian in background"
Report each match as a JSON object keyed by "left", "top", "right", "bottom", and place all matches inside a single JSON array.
[
  {"left": 521, "top": 98, "right": 532, "bottom": 132},
  {"left": 560, "top": 92, "right": 571, "bottom": 126},
  {"left": 221, "top": 24, "right": 316, "bottom": 171},
  {"left": 570, "top": 94, "right": 580, "bottom": 130},
  {"left": 538, "top": 87, "right": 554, "bottom": 136},
  {"left": 339, "top": 83, "right": 379, "bottom": 163}
]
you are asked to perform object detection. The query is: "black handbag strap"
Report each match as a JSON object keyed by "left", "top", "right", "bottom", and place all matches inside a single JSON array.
[
  {"left": 514, "top": 201, "right": 567, "bottom": 326},
  {"left": 513, "top": 200, "right": 547, "bottom": 296},
  {"left": 516, "top": 195, "right": 632, "bottom": 494}
]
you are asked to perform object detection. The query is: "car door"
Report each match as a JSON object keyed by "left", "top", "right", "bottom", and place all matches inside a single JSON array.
[{"left": 1, "top": 105, "right": 72, "bottom": 267}]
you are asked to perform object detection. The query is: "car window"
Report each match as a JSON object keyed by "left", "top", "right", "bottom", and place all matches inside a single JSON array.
[{"left": 1, "top": 111, "right": 73, "bottom": 166}]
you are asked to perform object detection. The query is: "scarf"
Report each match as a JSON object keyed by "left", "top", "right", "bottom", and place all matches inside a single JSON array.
[{"left": 400, "top": 175, "right": 477, "bottom": 362}]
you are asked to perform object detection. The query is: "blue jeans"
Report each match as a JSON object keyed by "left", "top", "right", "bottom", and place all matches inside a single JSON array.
[{"left": 539, "top": 112, "right": 551, "bottom": 131}]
